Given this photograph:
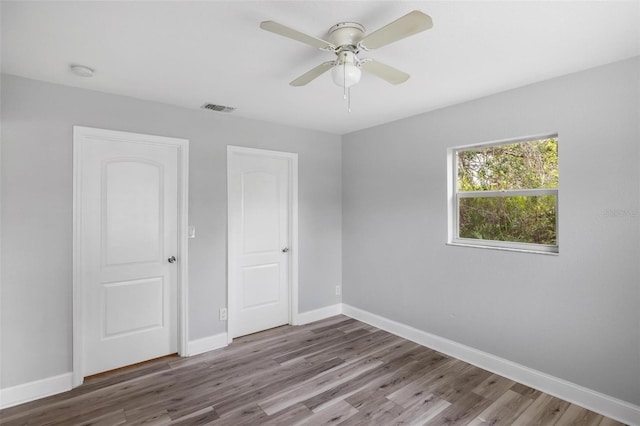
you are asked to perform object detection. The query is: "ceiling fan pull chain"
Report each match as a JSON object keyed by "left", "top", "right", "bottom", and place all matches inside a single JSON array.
[
  {"left": 348, "top": 87, "right": 352, "bottom": 113},
  {"left": 343, "top": 58, "right": 347, "bottom": 100}
]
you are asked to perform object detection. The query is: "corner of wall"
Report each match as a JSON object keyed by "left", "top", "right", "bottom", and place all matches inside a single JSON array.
[
  {"left": 186, "top": 333, "right": 228, "bottom": 357},
  {"left": 293, "top": 304, "right": 343, "bottom": 326}
]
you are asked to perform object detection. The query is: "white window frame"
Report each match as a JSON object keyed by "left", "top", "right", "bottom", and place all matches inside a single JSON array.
[{"left": 447, "top": 134, "right": 559, "bottom": 254}]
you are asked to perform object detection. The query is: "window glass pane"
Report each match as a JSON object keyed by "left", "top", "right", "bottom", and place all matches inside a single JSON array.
[
  {"left": 457, "top": 138, "right": 558, "bottom": 191},
  {"left": 459, "top": 195, "right": 557, "bottom": 245}
]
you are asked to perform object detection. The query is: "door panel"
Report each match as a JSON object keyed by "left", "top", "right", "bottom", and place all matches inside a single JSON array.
[
  {"left": 228, "top": 149, "right": 292, "bottom": 338},
  {"left": 77, "top": 130, "right": 179, "bottom": 377},
  {"left": 104, "top": 160, "right": 163, "bottom": 265},
  {"left": 241, "top": 263, "right": 281, "bottom": 309},
  {"left": 103, "top": 277, "right": 164, "bottom": 338},
  {"left": 242, "top": 171, "right": 280, "bottom": 254}
]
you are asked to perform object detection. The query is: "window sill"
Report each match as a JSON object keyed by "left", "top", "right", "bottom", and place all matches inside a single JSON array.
[{"left": 446, "top": 241, "right": 559, "bottom": 256}]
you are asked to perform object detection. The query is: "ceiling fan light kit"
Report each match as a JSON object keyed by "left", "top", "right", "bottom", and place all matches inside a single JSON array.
[
  {"left": 331, "top": 51, "right": 361, "bottom": 88},
  {"left": 260, "top": 10, "right": 433, "bottom": 111}
]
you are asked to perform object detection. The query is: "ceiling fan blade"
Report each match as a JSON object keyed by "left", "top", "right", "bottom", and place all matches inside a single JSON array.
[
  {"left": 290, "top": 61, "right": 335, "bottom": 86},
  {"left": 359, "top": 10, "right": 433, "bottom": 50},
  {"left": 360, "top": 60, "right": 410, "bottom": 85},
  {"left": 260, "top": 21, "right": 335, "bottom": 50}
]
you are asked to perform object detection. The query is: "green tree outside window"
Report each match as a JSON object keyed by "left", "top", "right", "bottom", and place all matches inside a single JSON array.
[{"left": 456, "top": 137, "right": 558, "bottom": 248}]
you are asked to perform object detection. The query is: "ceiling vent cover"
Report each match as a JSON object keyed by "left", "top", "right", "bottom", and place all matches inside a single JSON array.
[{"left": 201, "top": 103, "right": 236, "bottom": 113}]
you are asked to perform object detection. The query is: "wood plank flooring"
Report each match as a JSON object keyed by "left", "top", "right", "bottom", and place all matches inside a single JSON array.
[{"left": 0, "top": 315, "right": 626, "bottom": 425}]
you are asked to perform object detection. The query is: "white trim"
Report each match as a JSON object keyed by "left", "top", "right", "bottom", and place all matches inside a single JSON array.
[
  {"left": 446, "top": 241, "right": 559, "bottom": 256},
  {"left": 0, "top": 373, "right": 73, "bottom": 410},
  {"left": 293, "top": 304, "right": 343, "bottom": 326},
  {"left": 341, "top": 304, "right": 640, "bottom": 426},
  {"left": 176, "top": 137, "right": 190, "bottom": 361},
  {"left": 453, "top": 132, "right": 559, "bottom": 151},
  {"left": 290, "top": 155, "right": 300, "bottom": 328},
  {"left": 450, "top": 238, "right": 558, "bottom": 254},
  {"left": 72, "top": 126, "right": 189, "bottom": 387},
  {"left": 186, "top": 333, "right": 228, "bottom": 356},
  {"left": 457, "top": 188, "right": 557, "bottom": 198},
  {"left": 226, "top": 146, "right": 299, "bottom": 341}
]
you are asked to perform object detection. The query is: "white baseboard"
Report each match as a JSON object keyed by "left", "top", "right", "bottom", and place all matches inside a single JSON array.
[
  {"left": 341, "top": 303, "right": 640, "bottom": 426},
  {"left": 1, "top": 336, "right": 228, "bottom": 409},
  {"left": 0, "top": 373, "right": 73, "bottom": 410},
  {"left": 293, "top": 303, "right": 342, "bottom": 325},
  {"left": 4, "top": 307, "right": 637, "bottom": 425},
  {"left": 186, "top": 333, "right": 228, "bottom": 356}
]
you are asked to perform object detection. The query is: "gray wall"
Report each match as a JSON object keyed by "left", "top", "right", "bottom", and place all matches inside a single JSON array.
[
  {"left": 342, "top": 57, "right": 640, "bottom": 405},
  {"left": 2, "top": 58, "right": 639, "bottom": 408},
  {"left": 0, "top": 75, "right": 342, "bottom": 388}
]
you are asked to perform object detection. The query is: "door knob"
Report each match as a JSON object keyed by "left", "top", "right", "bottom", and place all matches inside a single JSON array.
[
  {"left": 168, "top": 256, "right": 177, "bottom": 263},
  {"left": 281, "top": 247, "right": 289, "bottom": 253}
]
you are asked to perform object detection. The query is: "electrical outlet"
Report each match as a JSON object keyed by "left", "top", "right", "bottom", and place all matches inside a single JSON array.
[
  {"left": 335, "top": 285, "right": 341, "bottom": 296},
  {"left": 219, "top": 308, "right": 228, "bottom": 321}
]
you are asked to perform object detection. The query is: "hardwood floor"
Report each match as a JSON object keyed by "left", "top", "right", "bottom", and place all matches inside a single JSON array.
[{"left": 0, "top": 316, "right": 626, "bottom": 425}]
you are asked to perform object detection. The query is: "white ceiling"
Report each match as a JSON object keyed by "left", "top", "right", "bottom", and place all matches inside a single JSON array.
[{"left": 2, "top": 1, "right": 639, "bottom": 135}]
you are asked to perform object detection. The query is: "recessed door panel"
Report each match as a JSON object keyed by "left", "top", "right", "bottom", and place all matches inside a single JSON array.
[
  {"left": 242, "top": 171, "right": 280, "bottom": 254},
  {"left": 104, "top": 161, "right": 162, "bottom": 266},
  {"left": 241, "top": 264, "right": 280, "bottom": 309},
  {"left": 103, "top": 277, "right": 164, "bottom": 338}
]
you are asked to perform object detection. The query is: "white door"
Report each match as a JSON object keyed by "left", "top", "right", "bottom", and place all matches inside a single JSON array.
[
  {"left": 75, "top": 127, "right": 183, "bottom": 377},
  {"left": 228, "top": 147, "right": 294, "bottom": 338}
]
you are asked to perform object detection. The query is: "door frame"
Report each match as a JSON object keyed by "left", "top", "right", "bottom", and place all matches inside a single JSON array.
[
  {"left": 72, "top": 126, "right": 189, "bottom": 387},
  {"left": 226, "top": 146, "right": 299, "bottom": 342}
]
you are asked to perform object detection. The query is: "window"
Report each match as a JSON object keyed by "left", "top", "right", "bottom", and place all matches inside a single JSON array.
[{"left": 449, "top": 135, "right": 558, "bottom": 253}]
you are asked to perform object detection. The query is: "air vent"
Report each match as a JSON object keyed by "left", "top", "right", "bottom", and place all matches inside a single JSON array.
[{"left": 201, "top": 103, "right": 236, "bottom": 113}]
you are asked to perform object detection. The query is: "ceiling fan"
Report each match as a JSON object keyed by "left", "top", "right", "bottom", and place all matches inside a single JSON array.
[{"left": 259, "top": 10, "right": 433, "bottom": 91}]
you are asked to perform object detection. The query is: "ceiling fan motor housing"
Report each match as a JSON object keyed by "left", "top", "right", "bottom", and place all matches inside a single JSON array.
[{"left": 328, "top": 22, "right": 365, "bottom": 50}]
